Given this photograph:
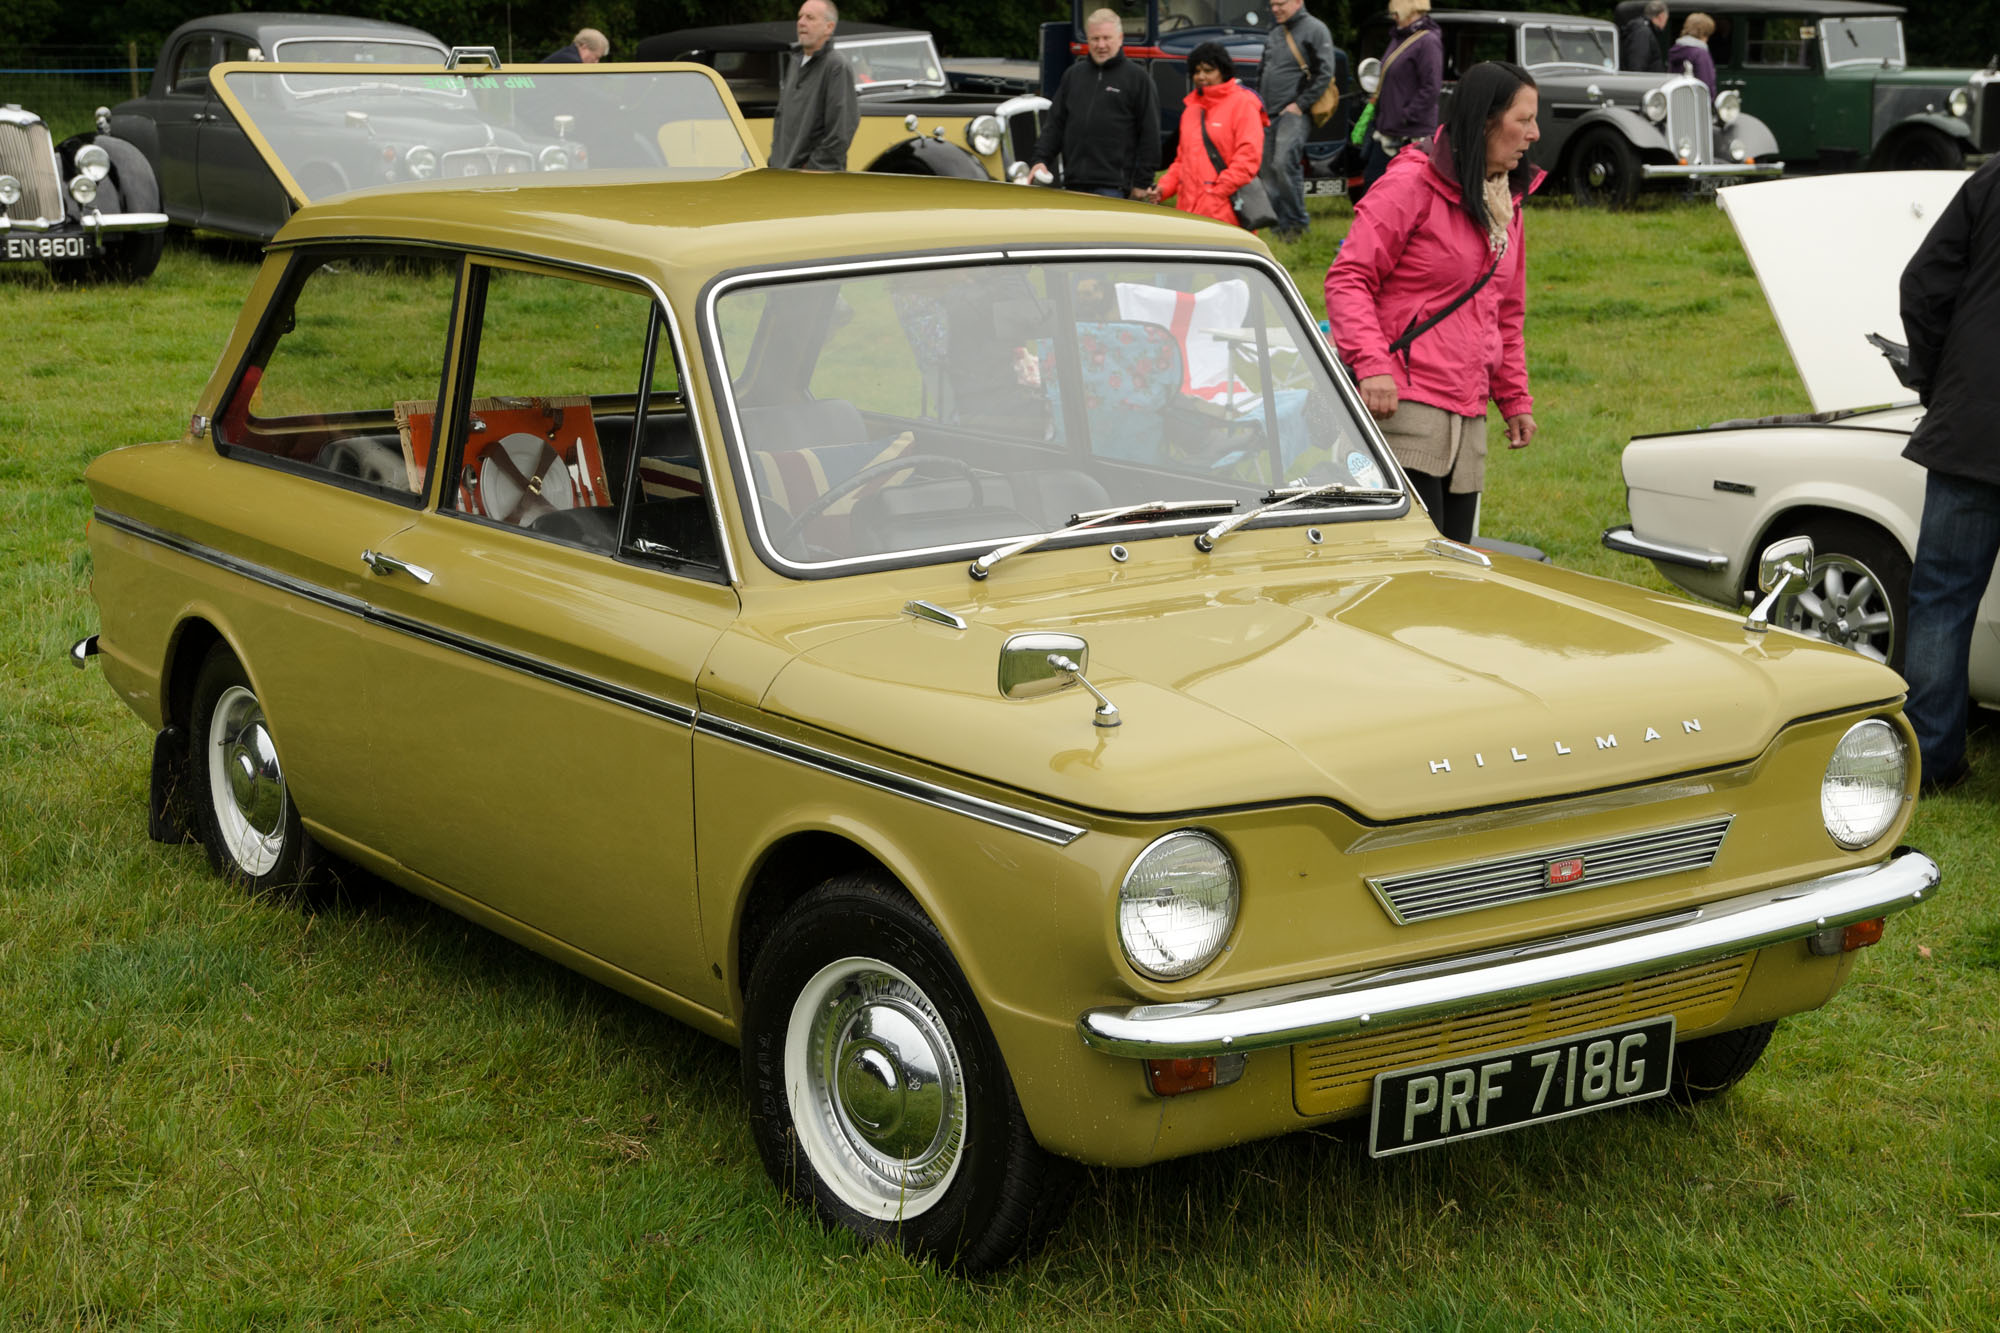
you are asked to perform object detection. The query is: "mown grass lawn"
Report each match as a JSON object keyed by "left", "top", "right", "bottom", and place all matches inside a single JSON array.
[{"left": 3, "top": 201, "right": 1997, "bottom": 1331}]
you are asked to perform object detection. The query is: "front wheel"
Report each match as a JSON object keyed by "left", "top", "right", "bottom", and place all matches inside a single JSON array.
[
  {"left": 742, "top": 874, "right": 1073, "bottom": 1272},
  {"left": 1670, "top": 1020, "right": 1776, "bottom": 1104},
  {"left": 1566, "top": 128, "right": 1639, "bottom": 208},
  {"left": 187, "top": 645, "right": 320, "bottom": 892},
  {"left": 1877, "top": 130, "right": 1965, "bottom": 172},
  {"left": 1773, "top": 516, "right": 1911, "bottom": 670}
]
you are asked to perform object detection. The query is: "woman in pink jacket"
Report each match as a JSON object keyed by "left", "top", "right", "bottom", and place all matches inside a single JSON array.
[
  {"left": 1151, "top": 43, "right": 1266, "bottom": 227},
  {"left": 1325, "top": 61, "right": 1543, "bottom": 542}
]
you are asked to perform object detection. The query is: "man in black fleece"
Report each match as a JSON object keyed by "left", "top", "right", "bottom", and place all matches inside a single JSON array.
[{"left": 1028, "top": 8, "right": 1161, "bottom": 198}]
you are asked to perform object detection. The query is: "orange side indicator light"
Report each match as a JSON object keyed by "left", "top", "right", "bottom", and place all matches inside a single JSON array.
[
  {"left": 1146, "top": 1053, "right": 1247, "bottom": 1097},
  {"left": 1844, "top": 917, "right": 1886, "bottom": 952}
]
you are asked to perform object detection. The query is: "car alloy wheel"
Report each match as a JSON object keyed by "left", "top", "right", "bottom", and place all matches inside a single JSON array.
[{"left": 1775, "top": 518, "right": 1910, "bottom": 670}]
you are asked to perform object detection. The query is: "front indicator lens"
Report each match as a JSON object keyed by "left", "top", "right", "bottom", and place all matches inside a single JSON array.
[
  {"left": 1119, "top": 830, "right": 1239, "bottom": 980},
  {"left": 1822, "top": 719, "right": 1907, "bottom": 848}
]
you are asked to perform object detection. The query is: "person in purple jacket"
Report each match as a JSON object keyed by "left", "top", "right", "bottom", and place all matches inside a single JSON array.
[
  {"left": 1668, "top": 13, "right": 1719, "bottom": 98},
  {"left": 1361, "top": 0, "right": 1443, "bottom": 195}
]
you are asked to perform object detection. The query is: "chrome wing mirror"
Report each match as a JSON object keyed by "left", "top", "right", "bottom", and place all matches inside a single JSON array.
[
  {"left": 999, "top": 632, "right": 1120, "bottom": 727},
  {"left": 1743, "top": 535, "right": 1814, "bottom": 634},
  {"left": 1357, "top": 58, "right": 1382, "bottom": 96}
]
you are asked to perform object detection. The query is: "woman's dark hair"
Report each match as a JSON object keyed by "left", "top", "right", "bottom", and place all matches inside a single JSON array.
[
  {"left": 1437, "top": 61, "right": 1537, "bottom": 236},
  {"left": 1186, "top": 41, "right": 1233, "bottom": 81}
]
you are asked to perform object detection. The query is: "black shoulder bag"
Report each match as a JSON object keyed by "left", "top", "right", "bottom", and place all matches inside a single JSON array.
[{"left": 1198, "top": 113, "right": 1277, "bottom": 231}]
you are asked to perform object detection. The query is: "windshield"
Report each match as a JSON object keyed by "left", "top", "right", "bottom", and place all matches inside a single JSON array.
[
  {"left": 1820, "top": 17, "right": 1905, "bottom": 68},
  {"left": 269, "top": 38, "right": 447, "bottom": 65},
  {"left": 1524, "top": 25, "right": 1617, "bottom": 72},
  {"left": 1093, "top": 1, "right": 1271, "bottom": 37},
  {"left": 710, "top": 258, "right": 1398, "bottom": 572},
  {"left": 217, "top": 66, "right": 754, "bottom": 203},
  {"left": 843, "top": 36, "right": 947, "bottom": 91}
]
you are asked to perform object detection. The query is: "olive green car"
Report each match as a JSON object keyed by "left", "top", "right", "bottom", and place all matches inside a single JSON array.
[{"left": 73, "top": 60, "right": 1939, "bottom": 1272}]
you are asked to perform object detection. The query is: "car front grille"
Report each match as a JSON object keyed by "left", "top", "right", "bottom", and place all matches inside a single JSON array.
[
  {"left": 1367, "top": 816, "right": 1734, "bottom": 924},
  {"left": 438, "top": 145, "right": 536, "bottom": 178},
  {"left": 1292, "top": 954, "right": 1750, "bottom": 1115},
  {"left": 1663, "top": 78, "right": 1715, "bottom": 165},
  {"left": 0, "top": 120, "right": 65, "bottom": 224}
]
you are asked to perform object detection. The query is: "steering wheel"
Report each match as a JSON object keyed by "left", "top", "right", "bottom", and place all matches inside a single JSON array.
[{"left": 777, "top": 452, "right": 986, "bottom": 551}]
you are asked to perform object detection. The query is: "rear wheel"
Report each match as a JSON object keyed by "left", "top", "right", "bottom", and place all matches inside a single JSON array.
[
  {"left": 1567, "top": 128, "right": 1639, "bottom": 208},
  {"left": 742, "top": 874, "right": 1073, "bottom": 1272},
  {"left": 1877, "top": 129, "right": 1964, "bottom": 172},
  {"left": 1670, "top": 1021, "right": 1776, "bottom": 1104},
  {"left": 187, "top": 646, "right": 319, "bottom": 892},
  {"left": 1772, "top": 516, "right": 1910, "bottom": 670}
]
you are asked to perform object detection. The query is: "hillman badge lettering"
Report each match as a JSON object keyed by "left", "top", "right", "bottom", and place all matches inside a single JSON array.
[{"left": 1426, "top": 719, "right": 1701, "bottom": 776}]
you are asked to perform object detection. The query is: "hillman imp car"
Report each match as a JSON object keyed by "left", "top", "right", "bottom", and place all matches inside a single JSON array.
[
  {"left": 73, "top": 60, "right": 1938, "bottom": 1272},
  {"left": 1606, "top": 170, "right": 1999, "bottom": 708}
]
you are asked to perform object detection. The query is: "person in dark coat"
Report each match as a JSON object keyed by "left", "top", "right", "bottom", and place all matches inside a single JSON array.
[
  {"left": 1621, "top": 0, "right": 1668, "bottom": 73},
  {"left": 1259, "top": 0, "right": 1339, "bottom": 240},
  {"left": 541, "top": 28, "right": 608, "bottom": 64},
  {"left": 770, "top": 0, "right": 860, "bottom": 171},
  {"left": 1362, "top": 0, "right": 1443, "bottom": 195},
  {"left": 1898, "top": 155, "right": 2000, "bottom": 794},
  {"left": 1668, "top": 13, "right": 1718, "bottom": 97},
  {"left": 1029, "top": 8, "right": 1160, "bottom": 198}
]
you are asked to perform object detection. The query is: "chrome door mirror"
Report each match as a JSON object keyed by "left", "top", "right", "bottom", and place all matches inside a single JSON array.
[
  {"left": 1743, "top": 535, "right": 1814, "bottom": 633},
  {"left": 1358, "top": 58, "right": 1382, "bottom": 95},
  {"left": 999, "top": 632, "right": 1088, "bottom": 700}
]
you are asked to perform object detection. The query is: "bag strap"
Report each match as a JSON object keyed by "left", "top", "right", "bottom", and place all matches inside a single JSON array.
[
  {"left": 1369, "top": 25, "right": 1434, "bottom": 106},
  {"left": 1388, "top": 243, "right": 1503, "bottom": 358},
  {"left": 1198, "top": 111, "right": 1227, "bottom": 177},
  {"left": 1283, "top": 25, "right": 1313, "bottom": 90}
]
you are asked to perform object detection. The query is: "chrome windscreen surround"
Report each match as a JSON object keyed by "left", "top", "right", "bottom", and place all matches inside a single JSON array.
[{"left": 1367, "top": 816, "right": 1734, "bottom": 924}]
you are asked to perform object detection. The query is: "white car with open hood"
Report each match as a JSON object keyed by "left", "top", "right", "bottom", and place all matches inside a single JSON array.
[{"left": 1605, "top": 170, "right": 2000, "bottom": 710}]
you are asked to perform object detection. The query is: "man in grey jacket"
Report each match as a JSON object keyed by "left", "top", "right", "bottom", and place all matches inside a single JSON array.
[
  {"left": 771, "top": 0, "right": 860, "bottom": 171},
  {"left": 1261, "top": 0, "right": 1338, "bottom": 240}
]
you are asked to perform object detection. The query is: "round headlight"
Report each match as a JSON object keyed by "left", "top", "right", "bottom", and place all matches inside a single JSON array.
[
  {"left": 0, "top": 174, "right": 20, "bottom": 207},
  {"left": 538, "top": 143, "right": 571, "bottom": 172},
  {"left": 1642, "top": 88, "right": 1669, "bottom": 123},
  {"left": 75, "top": 142, "right": 111, "bottom": 182},
  {"left": 1118, "top": 830, "right": 1239, "bottom": 981},
  {"left": 1949, "top": 86, "right": 1972, "bottom": 119},
  {"left": 68, "top": 173, "right": 98, "bottom": 205},
  {"left": 405, "top": 145, "right": 437, "bottom": 179},
  {"left": 1822, "top": 719, "right": 1908, "bottom": 848},
  {"left": 1714, "top": 89, "right": 1742, "bottom": 126},
  {"left": 966, "top": 114, "right": 1004, "bottom": 158}
]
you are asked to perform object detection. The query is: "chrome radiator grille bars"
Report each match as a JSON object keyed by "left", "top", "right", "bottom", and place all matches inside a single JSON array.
[
  {"left": 1368, "top": 816, "right": 1734, "bottom": 923},
  {"left": 0, "top": 120, "right": 64, "bottom": 223}
]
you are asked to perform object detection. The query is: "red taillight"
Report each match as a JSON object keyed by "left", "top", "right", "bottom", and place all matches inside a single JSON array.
[{"left": 1843, "top": 918, "right": 1885, "bottom": 951}]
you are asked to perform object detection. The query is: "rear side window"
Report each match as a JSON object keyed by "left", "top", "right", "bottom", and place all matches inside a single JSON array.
[{"left": 213, "top": 249, "right": 460, "bottom": 501}]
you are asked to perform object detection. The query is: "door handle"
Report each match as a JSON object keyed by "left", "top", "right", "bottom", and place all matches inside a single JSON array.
[{"left": 361, "top": 549, "right": 434, "bottom": 584}]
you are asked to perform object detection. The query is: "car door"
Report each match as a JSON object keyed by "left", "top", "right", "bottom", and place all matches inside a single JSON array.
[
  {"left": 1725, "top": 14, "right": 1824, "bottom": 162},
  {"left": 150, "top": 31, "right": 219, "bottom": 222},
  {"left": 198, "top": 244, "right": 468, "bottom": 839},
  {"left": 196, "top": 35, "right": 295, "bottom": 239},
  {"left": 355, "top": 260, "right": 737, "bottom": 1009}
]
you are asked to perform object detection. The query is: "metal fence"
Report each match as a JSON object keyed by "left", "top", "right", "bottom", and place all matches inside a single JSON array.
[{"left": 0, "top": 46, "right": 155, "bottom": 141}]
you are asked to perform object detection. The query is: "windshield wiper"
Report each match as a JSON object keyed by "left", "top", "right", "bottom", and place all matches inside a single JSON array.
[
  {"left": 1194, "top": 483, "right": 1402, "bottom": 552},
  {"left": 969, "top": 499, "right": 1239, "bottom": 580}
]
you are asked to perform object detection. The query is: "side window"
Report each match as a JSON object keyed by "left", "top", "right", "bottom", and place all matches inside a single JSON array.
[
  {"left": 1746, "top": 18, "right": 1809, "bottom": 68},
  {"left": 170, "top": 36, "right": 218, "bottom": 94},
  {"left": 213, "top": 249, "right": 459, "bottom": 499},
  {"left": 437, "top": 266, "right": 718, "bottom": 569}
]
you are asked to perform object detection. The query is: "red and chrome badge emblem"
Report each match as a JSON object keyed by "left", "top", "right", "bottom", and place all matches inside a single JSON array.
[{"left": 1546, "top": 857, "right": 1586, "bottom": 887}]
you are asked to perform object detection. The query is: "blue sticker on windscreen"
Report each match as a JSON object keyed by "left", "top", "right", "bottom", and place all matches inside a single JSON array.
[{"left": 1347, "top": 451, "right": 1388, "bottom": 490}]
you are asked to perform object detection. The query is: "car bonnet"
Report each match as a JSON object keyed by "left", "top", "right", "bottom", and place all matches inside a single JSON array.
[{"left": 1717, "top": 170, "right": 1968, "bottom": 414}]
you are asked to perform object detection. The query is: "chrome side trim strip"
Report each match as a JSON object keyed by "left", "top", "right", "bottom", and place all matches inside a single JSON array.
[
  {"left": 1078, "top": 847, "right": 1939, "bottom": 1058},
  {"left": 696, "top": 715, "right": 1086, "bottom": 846},
  {"left": 96, "top": 507, "right": 1083, "bottom": 845},
  {"left": 1601, "top": 524, "right": 1731, "bottom": 571}
]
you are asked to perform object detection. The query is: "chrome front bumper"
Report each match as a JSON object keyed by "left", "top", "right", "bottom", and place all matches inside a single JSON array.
[
  {"left": 1078, "top": 847, "right": 1939, "bottom": 1059},
  {"left": 1641, "top": 161, "right": 1785, "bottom": 180},
  {"left": 0, "top": 210, "right": 169, "bottom": 237},
  {"left": 1602, "top": 524, "right": 1730, "bottom": 571}
]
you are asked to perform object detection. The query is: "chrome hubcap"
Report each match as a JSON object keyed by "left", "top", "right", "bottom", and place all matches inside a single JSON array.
[
  {"left": 206, "top": 685, "right": 287, "bottom": 875},
  {"left": 1588, "top": 160, "right": 1610, "bottom": 186},
  {"left": 1784, "top": 555, "right": 1896, "bottom": 664},
  {"left": 786, "top": 957, "right": 965, "bottom": 1220}
]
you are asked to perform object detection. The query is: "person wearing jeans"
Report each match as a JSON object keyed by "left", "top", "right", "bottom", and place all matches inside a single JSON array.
[
  {"left": 1259, "top": 0, "right": 1337, "bottom": 240},
  {"left": 1898, "top": 154, "right": 2000, "bottom": 793}
]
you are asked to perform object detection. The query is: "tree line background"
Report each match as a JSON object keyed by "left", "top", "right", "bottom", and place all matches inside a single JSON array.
[{"left": 2, "top": 1, "right": 1995, "bottom": 74}]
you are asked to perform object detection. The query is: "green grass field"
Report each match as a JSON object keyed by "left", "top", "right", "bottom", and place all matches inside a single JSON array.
[{"left": 3, "top": 201, "right": 1996, "bottom": 1331}]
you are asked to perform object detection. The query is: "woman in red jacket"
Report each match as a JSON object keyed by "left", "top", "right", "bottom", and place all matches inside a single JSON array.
[
  {"left": 1150, "top": 43, "right": 1266, "bottom": 227},
  {"left": 1325, "top": 61, "right": 1543, "bottom": 543}
]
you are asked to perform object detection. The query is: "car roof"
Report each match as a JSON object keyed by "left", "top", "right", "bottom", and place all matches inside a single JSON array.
[
  {"left": 1611, "top": 0, "right": 1903, "bottom": 17},
  {"left": 1426, "top": 11, "right": 1616, "bottom": 27},
  {"left": 635, "top": 22, "right": 922, "bottom": 61},
  {"left": 274, "top": 169, "right": 1261, "bottom": 295},
  {"left": 165, "top": 11, "right": 447, "bottom": 48}
]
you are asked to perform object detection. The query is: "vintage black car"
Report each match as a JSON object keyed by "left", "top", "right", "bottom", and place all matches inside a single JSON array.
[
  {"left": 1367, "top": 9, "right": 1782, "bottom": 206},
  {"left": 635, "top": 22, "right": 1048, "bottom": 180},
  {"left": 1614, "top": 0, "right": 2000, "bottom": 170},
  {"left": 1, "top": 103, "right": 166, "bottom": 280}
]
